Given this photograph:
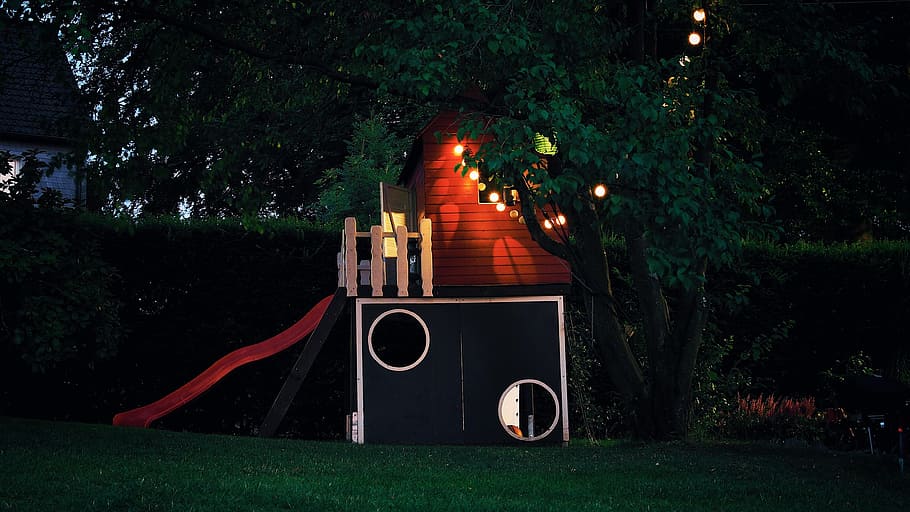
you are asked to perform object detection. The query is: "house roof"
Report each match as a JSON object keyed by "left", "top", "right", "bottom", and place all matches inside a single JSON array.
[{"left": 0, "top": 17, "right": 83, "bottom": 143}]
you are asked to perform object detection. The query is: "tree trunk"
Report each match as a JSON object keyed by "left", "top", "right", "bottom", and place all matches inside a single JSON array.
[{"left": 627, "top": 231, "right": 708, "bottom": 439}]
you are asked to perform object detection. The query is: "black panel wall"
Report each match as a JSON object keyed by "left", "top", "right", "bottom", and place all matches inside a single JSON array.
[{"left": 354, "top": 297, "right": 567, "bottom": 445}]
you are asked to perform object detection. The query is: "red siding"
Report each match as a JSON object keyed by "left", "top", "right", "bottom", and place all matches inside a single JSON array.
[{"left": 414, "top": 113, "right": 571, "bottom": 287}]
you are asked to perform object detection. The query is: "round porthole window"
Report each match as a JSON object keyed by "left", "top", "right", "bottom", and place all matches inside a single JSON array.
[
  {"left": 498, "top": 379, "right": 559, "bottom": 441},
  {"left": 367, "top": 309, "right": 430, "bottom": 371}
]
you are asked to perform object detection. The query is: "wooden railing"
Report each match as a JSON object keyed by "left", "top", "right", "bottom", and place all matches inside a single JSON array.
[{"left": 337, "top": 217, "right": 433, "bottom": 297}]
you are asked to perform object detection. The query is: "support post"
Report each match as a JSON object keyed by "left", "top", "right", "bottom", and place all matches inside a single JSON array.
[
  {"left": 419, "top": 218, "right": 433, "bottom": 297},
  {"left": 344, "top": 218, "right": 358, "bottom": 297},
  {"left": 370, "top": 225, "right": 383, "bottom": 296},
  {"left": 396, "top": 225, "right": 408, "bottom": 297},
  {"left": 259, "top": 289, "right": 348, "bottom": 438}
]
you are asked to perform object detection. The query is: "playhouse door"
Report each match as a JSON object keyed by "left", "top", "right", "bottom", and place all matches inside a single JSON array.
[{"left": 380, "top": 183, "right": 416, "bottom": 284}]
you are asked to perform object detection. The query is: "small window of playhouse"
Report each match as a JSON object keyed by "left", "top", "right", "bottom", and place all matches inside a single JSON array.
[
  {"left": 367, "top": 309, "right": 430, "bottom": 371},
  {"left": 498, "top": 379, "right": 559, "bottom": 441}
]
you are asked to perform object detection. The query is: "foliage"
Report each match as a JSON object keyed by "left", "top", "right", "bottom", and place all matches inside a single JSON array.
[
  {"left": 565, "top": 300, "right": 622, "bottom": 442},
  {"left": 692, "top": 319, "right": 794, "bottom": 436},
  {"left": 316, "top": 116, "right": 411, "bottom": 227},
  {"left": 3, "top": 1, "right": 405, "bottom": 216},
  {"left": 0, "top": 204, "right": 122, "bottom": 373},
  {"left": 726, "top": 0, "right": 910, "bottom": 241},
  {"left": 712, "top": 394, "right": 824, "bottom": 443}
]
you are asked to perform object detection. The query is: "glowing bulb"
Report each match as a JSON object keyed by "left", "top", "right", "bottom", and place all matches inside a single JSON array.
[
  {"left": 496, "top": 202, "right": 506, "bottom": 212},
  {"left": 478, "top": 182, "right": 487, "bottom": 191},
  {"left": 468, "top": 169, "right": 479, "bottom": 181},
  {"left": 693, "top": 8, "right": 706, "bottom": 22},
  {"left": 509, "top": 209, "right": 519, "bottom": 219},
  {"left": 518, "top": 215, "right": 526, "bottom": 224},
  {"left": 544, "top": 219, "right": 553, "bottom": 229},
  {"left": 557, "top": 214, "right": 566, "bottom": 225},
  {"left": 488, "top": 191, "right": 500, "bottom": 203},
  {"left": 593, "top": 184, "right": 607, "bottom": 198},
  {"left": 688, "top": 32, "right": 702, "bottom": 46},
  {"left": 453, "top": 144, "right": 464, "bottom": 156}
]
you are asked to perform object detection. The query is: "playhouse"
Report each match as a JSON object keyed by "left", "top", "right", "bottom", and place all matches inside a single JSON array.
[
  {"left": 338, "top": 111, "right": 572, "bottom": 444},
  {"left": 114, "top": 111, "right": 573, "bottom": 445}
]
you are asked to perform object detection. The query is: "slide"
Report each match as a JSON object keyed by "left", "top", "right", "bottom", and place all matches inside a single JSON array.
[{"left": 113, "top": 294, "right": 336, "bottom": 428}]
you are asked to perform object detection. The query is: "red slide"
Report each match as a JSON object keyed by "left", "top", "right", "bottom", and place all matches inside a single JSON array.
[{"left": 113, "top": 294, "right": 335, "bottom": 428}]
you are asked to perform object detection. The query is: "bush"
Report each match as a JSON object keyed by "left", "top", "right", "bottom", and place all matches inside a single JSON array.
[{"left": 713, "top": 394, "right": 824, "bottom": 442}]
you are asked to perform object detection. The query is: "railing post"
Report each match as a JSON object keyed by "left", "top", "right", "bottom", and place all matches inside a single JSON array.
[
  {"left": 396, "top": 225, "right": 409, "bottom": 297},
  {"left": 370, "top": 225, "right": 383, "bottom": 296},
  {"left": 344, "top": 217, "right": 358, "bottom": 297},
  {"left": 420, "top": 218, "right": 433, "bottom": 297}
]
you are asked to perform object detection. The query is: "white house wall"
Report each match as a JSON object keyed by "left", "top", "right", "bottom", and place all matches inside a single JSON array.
[{"left": 1, "top": 140, "right": 82, "bottom": 203}]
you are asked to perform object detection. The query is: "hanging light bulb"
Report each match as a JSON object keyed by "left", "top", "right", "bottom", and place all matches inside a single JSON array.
[
  {"left": 693, "top": 8, "right": 706, "bottom": 22},
  {"left": 556, "top": 214, "right": 566, "bottom": 226},
  {"left": 488, "top": 191, "right": 500, "bottom": 203},
  {"left": 688, "top": 32, "right": 702, "bottom": 46},
  {"left": 496, "top": 202, "right": 506, "bottom": 212},
  {"left": 593, "top": 184, "right": 608, "bottom": 198},
  {"left": 453, "top": 144, "right": 465, "bottom": 156},
  {"left": 478, "top": 182, "right": 487, "bottom": 191},
  {"left": 468, "top": 169, "right": 479, "bottom": 181},
  {"left": 509, "top": 209, "right": 519, "bottom": 219},
  {"left": 544, "top": 219, "right": 553, "bottom": 229}
]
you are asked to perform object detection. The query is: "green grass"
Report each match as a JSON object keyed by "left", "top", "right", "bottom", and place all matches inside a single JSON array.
[{"left": 1, "top": 417, "right": 907, "bottom": 511}]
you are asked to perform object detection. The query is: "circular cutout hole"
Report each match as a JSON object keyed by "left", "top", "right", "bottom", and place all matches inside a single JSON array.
[
  {"left": 498, "top": 379, "right": 559, "bottom": 441},
  {"left": 368, "top": 309, "right": 430, "bottom": 371}
]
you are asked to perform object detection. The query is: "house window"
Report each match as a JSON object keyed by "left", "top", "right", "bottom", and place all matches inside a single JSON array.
[{"left": 1, "top": 158, "right": 20, "bottom": 192}]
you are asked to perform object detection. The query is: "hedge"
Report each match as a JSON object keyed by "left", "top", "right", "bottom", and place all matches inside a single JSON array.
[{"left": 2, "top": 206, "right": 908, "bottom": 438}]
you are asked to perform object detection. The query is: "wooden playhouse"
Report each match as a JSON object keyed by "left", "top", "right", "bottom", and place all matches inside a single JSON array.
[{"left": 339, "top": 112, "right": 573, "bottom": 444}]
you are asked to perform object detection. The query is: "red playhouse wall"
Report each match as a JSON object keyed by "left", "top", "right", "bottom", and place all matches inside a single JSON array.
[{"left": 404, "top": 112, "right": 571, "bottom": 288}]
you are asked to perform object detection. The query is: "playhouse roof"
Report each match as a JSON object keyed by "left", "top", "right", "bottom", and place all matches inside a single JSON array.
[{"left": 0, "top": 18, "right": 84, "bottom": 142}]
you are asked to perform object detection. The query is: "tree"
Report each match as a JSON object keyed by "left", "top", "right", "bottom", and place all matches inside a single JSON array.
[
  {"left": 722, "top": 0, "right": 910, "bottom": 241},
  {"left": 353, "top": 0, "right": 772, "bottom": 438},
  {"left": 316, "top": 115, "right": 413, "bottom": 227},
  {"left": 2, "top": 0, "right": 398, "bottom": 216}
]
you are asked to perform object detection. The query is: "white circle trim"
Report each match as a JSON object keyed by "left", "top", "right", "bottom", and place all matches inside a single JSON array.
[
  {"left": 497, "top": 379, "right": 560, "bottom": 442},
  {"left": 367, "top": 308, "right": 430, "bottom": 372}
]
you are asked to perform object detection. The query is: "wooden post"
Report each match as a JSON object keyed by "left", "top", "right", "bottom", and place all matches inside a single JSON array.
[
  {"left": 419, "top": 218, "right": 433, "bottom": 297},
  {"left": 396, "top": 225, "right": 408, "bottom": 297},
  {"left": 370, "top": 225, "right": 383, "bottom": 296},
  {"left": 259, "top": 289, "right": 348, "bottom": 438},
  {"left": 344, "top": 218, "right": 358, "bottom": 297}
]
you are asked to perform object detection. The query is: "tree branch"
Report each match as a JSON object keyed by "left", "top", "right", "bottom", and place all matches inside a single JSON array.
[{"left": 513, "top": 172, "right": 569, "bottom": 261}]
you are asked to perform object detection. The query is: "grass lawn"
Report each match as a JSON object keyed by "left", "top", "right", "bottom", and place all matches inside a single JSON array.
[{"left": 0, "top": 417, "right": 907, "bottom": 511}]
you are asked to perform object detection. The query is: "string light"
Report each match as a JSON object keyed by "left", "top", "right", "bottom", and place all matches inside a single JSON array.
[
  {"left": 496, "top": 202, "right": 506, "bottom": 212},
  {"left": 544, "top": 219, "right": 553, "bottom": 229},
  {"left": 593, "top": 184, "right": 607, "bottom": 198},
  {"left": 453, "top": 144, "right": 464, "bottom": 156},
  {"left": 468, "top": 169, "right": 479, "bottom": 181},
  {"left": 688, "top": 32, "right": 702, "bottom": 46},
  {"left": 509, "top": 209, "right": 519, "bottom": 219},
  {"left": 693, "top": 8, "right": 705, "bottom": 22},
  {"left": 488, "top": 191, "right": 500, "bottom": 203},
  {"left": 556, "top": 214, "right": 566, "bottom": 226}
]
